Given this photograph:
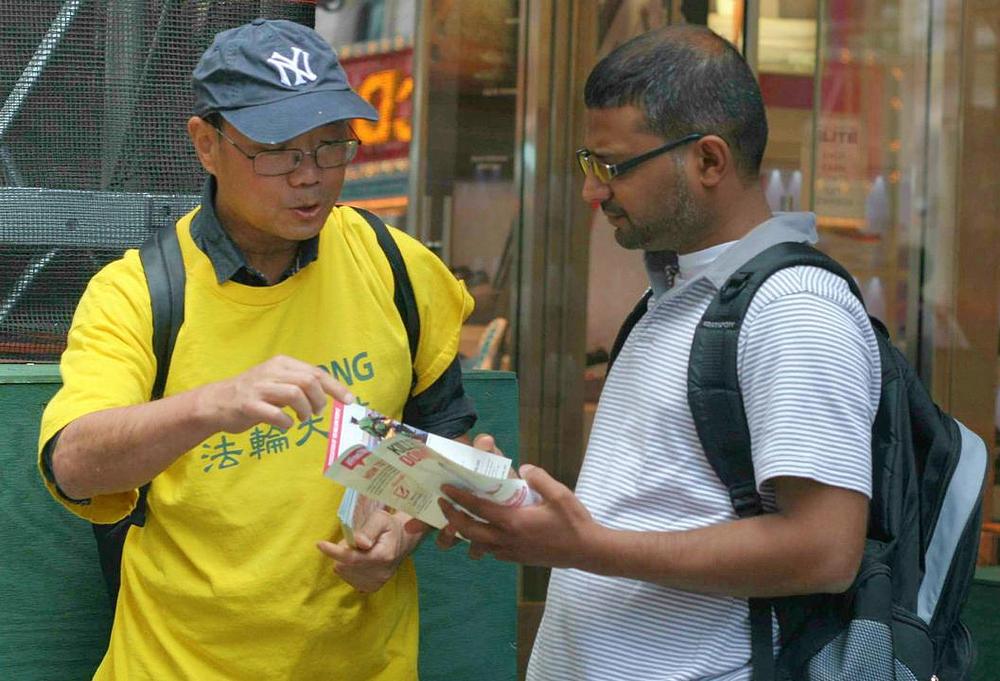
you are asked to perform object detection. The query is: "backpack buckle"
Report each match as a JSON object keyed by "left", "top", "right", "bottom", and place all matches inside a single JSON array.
[
  {"left": 729, "top": 482, "right": 762, "bottom": 518},
  {"left": 720, "top": 272, "right": 752, "bottom": 303}
]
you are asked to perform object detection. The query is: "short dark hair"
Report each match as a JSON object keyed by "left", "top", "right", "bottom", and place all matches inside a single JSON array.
[
  {"left": 201, "top": 112, "right": 223, "bottom": 129},
  {"left": 584, "top": 25, "right": 768, "bottom": 181}
]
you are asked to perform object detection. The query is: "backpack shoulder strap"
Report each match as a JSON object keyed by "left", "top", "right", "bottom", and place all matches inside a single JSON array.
[
  {"left": 607, "top": 289, "right": 653, "bottom": 374},
  {"left": 132, "top": 224, "right": 186, "bottom": 525},
  {"left": 140, "top": 224, "right": 186, "bottom": 401},
  {"left": 349, "top": 207, "right": 421, "bottom": 387},
  {"left": 687, "top": 241, "right": 861, "bottom": 681},
  {"left": 688, "top": 240, "right": 860, "bottom": 516}
]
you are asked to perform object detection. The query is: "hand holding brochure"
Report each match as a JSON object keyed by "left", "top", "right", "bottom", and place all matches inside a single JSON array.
[
  {"left": 337, "top": 487, "right": 387, "bottom": 548},
  {"left": 324, "top": 401, "right": 538, "bottom": 530}
]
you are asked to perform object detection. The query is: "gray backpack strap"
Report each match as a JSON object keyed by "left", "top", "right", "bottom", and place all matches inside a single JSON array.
[
  {"left": 141, "top": 224, "right": 186, "bottom": 401},
  {"left": 349, "top": 206, "right": 421, "bottom": 389},
  {"left": 133, "top": 224, "right": 186, "bottom": 525},
  {"left": 92, "top": 225, "right": 185, "bottom": 609},
  {"left": 687, "top": 241, "right": 861, "bottom": 681}
]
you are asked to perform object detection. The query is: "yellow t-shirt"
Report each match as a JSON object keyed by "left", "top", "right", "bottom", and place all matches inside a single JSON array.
[{"left": 38, "top": 206, "right": 474, "bottom": 681}]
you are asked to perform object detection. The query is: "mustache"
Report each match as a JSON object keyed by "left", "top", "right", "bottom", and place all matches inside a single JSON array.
[{"left": 601, "top": 201, "right": 626, "bottom": 218}]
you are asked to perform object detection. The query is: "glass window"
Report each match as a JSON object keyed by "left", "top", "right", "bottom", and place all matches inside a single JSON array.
[
  {"left": 317, "top": 0, "right": 519, "bottom": 373},
  {"left": 808, "top": 2, "right": 912, "bottom": 345},
  {"left": 316, "top": 0, "right": 416, "bottom": 227},
  {"left": 755, "top": 1, "right": 919, "bottom": 346},
  {"left": 752, "top": 0, "right": 817, "bottom": 232},
  {"left": 767, "top": 0, "right": 1000, "bottom": 558},
  {"left": 413, "top": 1, "right": 520, "bottom": 369}
]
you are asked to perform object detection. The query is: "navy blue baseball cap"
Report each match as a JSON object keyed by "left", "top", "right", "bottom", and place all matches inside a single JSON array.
[{"left": 192, "top": 18, "right": 377, "bottom": 143}]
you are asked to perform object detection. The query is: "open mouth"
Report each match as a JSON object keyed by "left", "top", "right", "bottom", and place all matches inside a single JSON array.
[{"left": 291, "top": 204, "right": 322, "bottom": 219}]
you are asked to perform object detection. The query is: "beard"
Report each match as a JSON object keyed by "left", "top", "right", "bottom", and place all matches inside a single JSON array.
[{"left": 609, "top": 168, "right": 711, "bottom": 252}]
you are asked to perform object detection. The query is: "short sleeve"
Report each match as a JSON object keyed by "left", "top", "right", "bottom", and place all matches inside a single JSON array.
[
  {"left": 738, "top": 286, "right": 878, "bottom": 500},
  {"left": 402, "top": 356, "right": 477, "bottom": 437}
]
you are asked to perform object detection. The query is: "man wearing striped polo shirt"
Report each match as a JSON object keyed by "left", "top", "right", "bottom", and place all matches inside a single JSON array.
[{"left": 437, "top": 25, "right": 880, "bottom": 681}]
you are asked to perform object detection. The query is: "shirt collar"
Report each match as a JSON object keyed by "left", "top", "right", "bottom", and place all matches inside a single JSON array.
[
  {"left": 190, "top": 176, "right": 320, "bottom": 286},
  {"left": 643, "top": 211, "right": 818, "bottom": 296}
]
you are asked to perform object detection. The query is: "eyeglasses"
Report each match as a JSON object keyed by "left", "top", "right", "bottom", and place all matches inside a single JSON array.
[
  {"left": 213, "top": 125, "right": 360, "bottom": 176},
  {"left": 575, "top": 132, "right": 704, "bottom": 183}
]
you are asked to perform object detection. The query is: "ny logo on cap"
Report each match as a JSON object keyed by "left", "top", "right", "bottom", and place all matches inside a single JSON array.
[{"left": 267, "top": 46, "right": 317, "bottom": 87}]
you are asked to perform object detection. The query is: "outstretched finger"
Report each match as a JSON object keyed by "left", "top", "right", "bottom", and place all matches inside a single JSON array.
[
  {"left": 316, "top": 539, "right": 351, "bottom": 563},
  {"left": 316, "top": 370, "right": 355, "bottom": 404},
  {"left": 263, "top": 382, "right": 314, "bottom": 423},
  {"left": 300, "top": 374, "right": 329, "bottom": 416}
]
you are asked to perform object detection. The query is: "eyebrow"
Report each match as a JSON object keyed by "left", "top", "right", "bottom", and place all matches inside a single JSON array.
[
  {"left": 583, "top": 140, "right": 622, "bottom": 156},
  {"left": 586, "top": 148, "right": 621, "bottom": 163},
  {"left": 245, "top": 124, "right": 352, "bottom": 151},
  {"left": 255, "top": 138, "right": 349, "bottom": 151}
]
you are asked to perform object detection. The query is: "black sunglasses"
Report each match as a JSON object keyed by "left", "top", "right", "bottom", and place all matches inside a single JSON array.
[{"left": 576, "top": 132, "right": 705, "bottom": 183}]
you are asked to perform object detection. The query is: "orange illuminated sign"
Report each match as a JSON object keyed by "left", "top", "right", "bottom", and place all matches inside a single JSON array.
[
  {"left": 342, "top": 48, "right": 413, "bottom": 164},
  {"left": 354, "top": 69, "right": 413, "bottom": 145}
]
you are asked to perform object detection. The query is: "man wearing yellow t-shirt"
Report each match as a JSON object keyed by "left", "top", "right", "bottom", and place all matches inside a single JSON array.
[{"left": 37, "top": 19, "right": 477, "bottom": 681}]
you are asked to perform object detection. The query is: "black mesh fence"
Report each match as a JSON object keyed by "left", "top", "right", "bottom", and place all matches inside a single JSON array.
[{"left": 0, "top": 0, "right": 315, "bottom": 361}]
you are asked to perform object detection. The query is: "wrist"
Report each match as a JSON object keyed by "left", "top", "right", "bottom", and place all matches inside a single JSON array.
[
  {"left": 577, "top": 522, "right": 617, "bottom": 575},
  {"left": 189, "top": 381, "right": 223, "bottom": 431}
]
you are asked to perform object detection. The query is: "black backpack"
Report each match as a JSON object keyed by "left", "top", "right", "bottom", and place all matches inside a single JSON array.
[
  {"left": 92, "top": 207, "right": 420, "bottom": 610},
  {"left": 609, "top": 241, "right": 988, "bottom": 681}
]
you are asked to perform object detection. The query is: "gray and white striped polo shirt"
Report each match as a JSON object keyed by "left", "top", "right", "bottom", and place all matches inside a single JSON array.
[{"left": 527, "top": 212, "right": 881, "bottom": 681}]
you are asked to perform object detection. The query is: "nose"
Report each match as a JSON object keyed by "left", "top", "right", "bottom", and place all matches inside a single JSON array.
[
  {"left": 581, "top": 172, "right": 611, "bottom": 204},
  {"left": 287, "top": 151, "right": 322, "bottom": 186}
]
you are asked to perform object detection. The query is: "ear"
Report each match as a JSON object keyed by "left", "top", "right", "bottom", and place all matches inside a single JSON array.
[
  {"left": 691, "top": 135, "right": 733, "bottom": 189},
  {"left": 187, "top": 116, "right": 219, "bottom": 175}
]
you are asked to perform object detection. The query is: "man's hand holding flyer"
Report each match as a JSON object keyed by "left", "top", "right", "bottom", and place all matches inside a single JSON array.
[{"left": 324, "top": 401, "right": 537, "bottom": 533}]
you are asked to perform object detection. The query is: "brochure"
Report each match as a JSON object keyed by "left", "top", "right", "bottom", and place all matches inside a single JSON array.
[{"left": 324, "top": 401, "right": 537, "bottom": 533}]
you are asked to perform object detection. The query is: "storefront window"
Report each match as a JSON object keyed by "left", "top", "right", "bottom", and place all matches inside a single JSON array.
[
  {"left": 317, "top": 0, "right": 520, "bottom": 372},
  {"left": 707, "top": 0, "right": 748, "bottom": 52},
  {"left": 748, "top": 0, "right": 1000, "bottom": 559},
  {"left": 807, "top": 1, "right": 916, "bottom": 347},
  {"left": 416, "top": 1, "right": 520, "bottom": 368},
  {"left": 753, "top": 0, "right": 816, "bottom": 226},
  {"left": 316, "top": 0, "right": 416, "bottom": 226}
]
